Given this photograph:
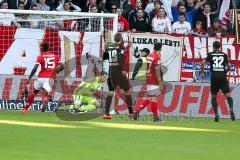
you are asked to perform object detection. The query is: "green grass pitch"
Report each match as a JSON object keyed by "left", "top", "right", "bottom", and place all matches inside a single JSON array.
[{"left": 0, "top": 110, "right": 239, "bottom": 160}]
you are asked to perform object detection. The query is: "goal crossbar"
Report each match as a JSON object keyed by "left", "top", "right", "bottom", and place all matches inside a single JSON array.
[{"left": 0, "top": 9, "right": 118, "bottom": 34}]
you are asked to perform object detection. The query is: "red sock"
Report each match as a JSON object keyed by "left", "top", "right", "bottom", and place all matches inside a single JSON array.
[
  {"left": 150, "top": 101, "right": 158, "bottom": 118},
  {"left": 136, "top": 99, "right": 150, "bottom": 111},
  {"left": 25, "top": 93, "right": 35, "bottom": 110}
]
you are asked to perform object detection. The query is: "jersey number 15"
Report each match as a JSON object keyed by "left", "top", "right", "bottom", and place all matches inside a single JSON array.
[{"left": 44, "top": 57, "right": 55, "bottom": 69}]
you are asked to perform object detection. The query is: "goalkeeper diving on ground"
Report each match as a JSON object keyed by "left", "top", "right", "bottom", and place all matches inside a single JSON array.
[{"left": 56, "top": 71, "right": 108, "bottom": 112}]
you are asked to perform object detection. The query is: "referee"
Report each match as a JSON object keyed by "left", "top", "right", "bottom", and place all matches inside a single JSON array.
[{"left": 201, "top": 41, "right": 235, "bottom": 122}]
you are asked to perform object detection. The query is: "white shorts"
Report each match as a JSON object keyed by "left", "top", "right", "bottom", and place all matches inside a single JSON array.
[
  {"left": 147, "top": 85, "right": 160, "bottom": 96},
  {"left": 34, "top": 78, "right": 54, "bottom": 93}
]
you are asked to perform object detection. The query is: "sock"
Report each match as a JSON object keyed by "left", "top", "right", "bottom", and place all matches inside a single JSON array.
[
  {"left": 105, "top": 95, "right": 113, "bottom": 114},
  {"left": 136, "top": 99, "right": 150, "bottom": 111},
  {"left": 150, "top": 101, "right": 158, "bottom": 118},
  {"left": 25, "top": 93, "right": 36, "bottom": 110},
  {"left": 227, "top": 97, "right": 233, "bottom": 110},
  {"left": 125, "top": 95, "right": 133, "bottom": 114},
  {"left": 211, "top": 98, "right": 218, "bottom": 116}
]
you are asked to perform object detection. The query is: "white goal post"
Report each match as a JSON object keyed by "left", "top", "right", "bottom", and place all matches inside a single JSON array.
[{"left": 0, "top": 9, "right": 118, "bottom": 35}]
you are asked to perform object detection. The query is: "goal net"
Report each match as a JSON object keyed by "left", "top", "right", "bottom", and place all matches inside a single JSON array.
[{"left": 0, "top": 9, "right": 117, "bottom": 112}]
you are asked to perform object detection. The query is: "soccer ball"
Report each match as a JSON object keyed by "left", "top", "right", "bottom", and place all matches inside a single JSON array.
[{"left": 93, "top": 88, "right": 103, "bottom": 98}]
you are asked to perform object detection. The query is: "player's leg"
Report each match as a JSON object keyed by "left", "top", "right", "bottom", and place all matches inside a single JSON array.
[
  {"left": 146, "top": 85, "right": 163, "bottom": 122},
  {"left": 79, "top": 97, "right": 97, "bottom": 111},
  {"left": 22, "top": 79, "right": 41, "bottom": 114},
  {"left": 210, "top": 79, "right": 220, "bottom": 122},
  {"left": 211, "top": 94, "right": 219, "bottom": 122},
  {"left": 118, "top": 76, "right": 133, "bottom": 116},
  {"left": 40, "top": 78, "right": 54, "bottom": 112},
  {"left": 104, "top": 78, "right": 114, "bottom": 119},
  {"left": 133, "top": 98, "right": 150, "bottom": 120},
  {"left": 221, "top": 79, "right": 235, "bottom": 121}
]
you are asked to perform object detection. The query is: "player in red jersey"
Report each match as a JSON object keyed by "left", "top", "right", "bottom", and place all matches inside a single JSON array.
[
  {"left": 133, "top": 42, "right": 164, "bottom": 122},
  {"left": 21, "top": 43, "right": 64, "bottom": 114}
]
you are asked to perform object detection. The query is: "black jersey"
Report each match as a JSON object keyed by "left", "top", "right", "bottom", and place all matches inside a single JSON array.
[
  {"left": 102, "top": 43, "right": 124, "bottom": 72},
  {"left": 205, "top": 51, "right": 229, "bottom": 79}
]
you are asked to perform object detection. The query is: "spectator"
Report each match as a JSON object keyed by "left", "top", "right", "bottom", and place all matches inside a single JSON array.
[
  {"left": 46, "top": 0, "right": 61, "bottom": 10},
  {"left": 56, "top": 0, "right": 81, "bottom": 12},
  {"left": 84, "top": 0, "right": 97, "bottom": 12},
  {"left": 194, "top": 3, "right": 216, "bottom": 32},
  {"left": 151, "top": 7, "right": 171, "bottom": 33},
  {"left": 191, "top": 21, "right": 207, "bottom": 37},
  {"left": 116, "top": 7, "right": 129, "bottom": 31},
  {"left": 172, "top": 0, "right": 205, "bottom": 27},
  {"left": 149, "top": 0, "right": 162, "bottom": 21},
  {"left": 185, "top": 0, "right": 195, "bottom": 12},
  {"left": 85, "top": 4, "right": 101, "bottom": 32},
  {"left": 108, "top": 6, "right": 129, "bottom": 32},
  {"left": 118, "top": 0, "right": 132, "bottom": 18},
  {"left": 28, "top": 4, "right": 42, "bottom": 28},
  {"left": 0, "top": 0, "right": 18, "bottom": 26},
  {"left": 131, "top": 8, "right": 151, "bottom": 32},
  {"left": 98, "top": 0, "right": 110, "bottom": 13},
  {"left": 36, "top": 0, "right": 50, "bottom": 11},
  {"left": 172, "top": 13, "right": 191, "bottom": 34},
  {"left": 47, "top": 6, "right": 65, "bottom": 29},
  {"left": 160, "top": 0, "right": 173, "bottom": 21},
  {"left": 208, "top": 18, "right": 228, "bottom": 38},
  {"left": 71, "top": 0, "right": 86, "bottom": 12},
  {"left": 17, "top": 1, "right": 25, "bottom": 10},
  {"left": 110, "top": 3, "right": 117, "bottom": 13},
  {"left": 128, "top": 0, "right": 149, "bottom": 29},
  {"left": 7, "top": 0, "right": 32, "bottom": 9},
  {"left": 145, "top": 0, "right": 162, "bottom": 14}
]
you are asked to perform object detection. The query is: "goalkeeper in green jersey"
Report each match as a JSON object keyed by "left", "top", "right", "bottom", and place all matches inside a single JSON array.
[{"left": 57, "top": 71, "right": 108, "bottom": 112}]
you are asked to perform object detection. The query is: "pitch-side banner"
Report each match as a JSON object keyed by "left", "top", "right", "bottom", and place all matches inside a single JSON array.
[
  {"left": 181, "top": 35, "right": 240, "bottom": 84},
  {"left": 113, "top": 81, "right": 240, "bottom": 119},
  {"left": 1, "top": 75, "right": 239, "bottom": 119},
  {"left": 129, "top": 33, "right": 183, "bottom": 81}
]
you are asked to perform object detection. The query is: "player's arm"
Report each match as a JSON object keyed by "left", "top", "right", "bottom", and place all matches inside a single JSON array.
[
  {"left": 27, "top": 64, "right": 39, "bottom": 84},
  {"left": 102, "top": 48, "right": 109, "bottom": 60},
  {"left": 225, "top": 54, "right": 231, "bottom": 73},
  {"left": 155, "top": 63, "right": 161, "bottom": 84},
  {"left": 200, "top": 53, "right": 211, "bottom": 79},
  {"left": 201, "top": 53, "right": 210, "bottom": 73},
  {"left": 117, "top": 51, "right": 125, "bottom": 75},
  {"left": 57, "top": 62, "right": 64, "bottom": 73},
  {"left": 132, "top": 58, "right": 143, "bottom": 80}
]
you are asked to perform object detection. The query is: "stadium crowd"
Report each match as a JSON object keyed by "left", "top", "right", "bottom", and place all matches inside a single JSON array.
[{"left": 0, "top": 0, "right": 239, "bottom": 36}]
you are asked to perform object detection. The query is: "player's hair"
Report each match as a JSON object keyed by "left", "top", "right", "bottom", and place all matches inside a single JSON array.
[
  {"left": 154, "top": 42, "right": 162, "bottom": 51},
  {"left": 99, "top": 71, "right": 108, "bottom": 76},
  {"left": 213, "top": 41, "right": 220, "bottom": 49},
  {"left": 114, "top": 32, "right": 123, "bottom": 43},
  {"left": 42, "top": 42, "right": 50, "bottom": 51}
]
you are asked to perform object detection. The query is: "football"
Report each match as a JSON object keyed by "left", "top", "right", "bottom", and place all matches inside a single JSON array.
[{"left": 93, "top": 88, "right": 103, "bottom": 97}]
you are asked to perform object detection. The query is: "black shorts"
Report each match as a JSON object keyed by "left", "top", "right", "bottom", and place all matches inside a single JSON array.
[
  {"left": 107, "top": 71, "right": 131, "bottom": 92},
  {"left": 210, "top": 77, "right": 230, "bottom": 95}
]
